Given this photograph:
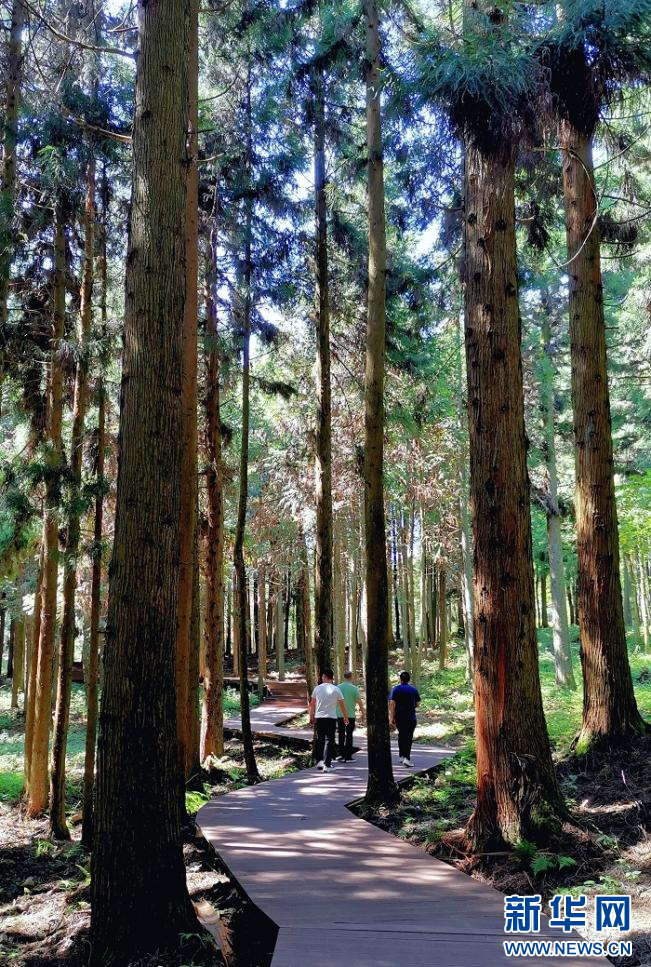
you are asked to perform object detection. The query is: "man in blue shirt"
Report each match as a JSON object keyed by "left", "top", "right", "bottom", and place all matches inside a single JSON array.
[{"left": 389, "top": 671, "right": 420, "bottom": 767}]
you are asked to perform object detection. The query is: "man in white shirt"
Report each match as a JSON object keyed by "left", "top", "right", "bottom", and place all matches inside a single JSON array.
[{"left": 309, "top": 668, "right": 348, "bottom": 771}]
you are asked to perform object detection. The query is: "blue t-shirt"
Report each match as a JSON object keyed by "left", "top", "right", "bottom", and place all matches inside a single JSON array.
[{"left": 389, "top": 683, "right": 421, "bottom": 723}]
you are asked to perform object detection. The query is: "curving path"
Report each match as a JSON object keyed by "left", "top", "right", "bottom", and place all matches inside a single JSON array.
[{"left": 197, "top": 697, "right": 606, "bottom": 967}]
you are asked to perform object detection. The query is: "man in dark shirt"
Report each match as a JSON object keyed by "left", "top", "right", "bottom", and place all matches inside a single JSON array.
[{"left": 389, "top": 671, "right": 421, "bottom": 767}]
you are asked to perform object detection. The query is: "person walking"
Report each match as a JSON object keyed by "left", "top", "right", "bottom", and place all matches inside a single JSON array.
[
  {"left": 335, "top": 671, "right": 364, "bottom": 762},
  {"left": 389, "top": 671, "right": 421, "bottom": 767},
  {"left": 309, "top": 669, "right": 348, "bottom": 771}
]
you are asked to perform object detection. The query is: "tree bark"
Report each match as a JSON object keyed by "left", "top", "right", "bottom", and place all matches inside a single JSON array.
[
  {"left": 50, "top": 157, "right": 96, "bottom": 839},
  {"left": 24, "top": 550, "right": 43, "bottom": 795},
  {"left": 313, "top": 66, "right": 334, "bottom": 680},
  {"left": 233, "top": 73, "right": 259, "bottom": 785},
  {"left": 0, "top": 0, "right": 25, "bottom": 391},
  {"left": 89, "top": 0, "right": 199, "bottom": 955},
  {"left": 11, "top": 616, "right": 24, "bottom": 709},
  {"left": 363, "top": 0, "right": 397, "bottom": 806},
  {"left": 26, "top": 201, "right": 67, "bottom": 818},
  {"left": 438, "top": 567, "right": 447, "bottom": 670},
  {"left": 540, "top": 313, "right": 575, "bottom": 688},
  {"left": 175, "top": 0, "right": 199, "bottom": 798},
  {"left": 560, "top": 120, "right": 645, "bottom": 748},
  {"left": 200, "top": 245, "right": 225, "bottom": 764},
  {"left": 257, "top": 564, "right": 267, "bottom": 699},
  {"left": 463, "top": 134, "right": 562, "bottom": 847},
  {"left": 82, "top": 166, "right": 108, "bottom": 849}
]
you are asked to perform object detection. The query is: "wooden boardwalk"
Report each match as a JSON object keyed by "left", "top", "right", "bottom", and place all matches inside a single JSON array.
[{"left": 197, "top": 699, "right": 606, "bottom": 967}]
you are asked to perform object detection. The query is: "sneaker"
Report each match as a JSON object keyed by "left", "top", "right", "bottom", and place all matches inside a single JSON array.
[
  {"left": 316, "top": 760, "right": 325, "bottom": 771},
  {"left": 403, "top": 759, "right": 413, "bottom": 768},
  {"left": 398, "top": 756, "right": 405, "bottom": 764},
  {"left": 344, "top": 758, "right": 353, "bottom": 763},
  {"left": 336, "top": 755, "right": 345, "bottom": 762},
  {"left": 324, "top": 764, "right": 336, "bottom": 771}
]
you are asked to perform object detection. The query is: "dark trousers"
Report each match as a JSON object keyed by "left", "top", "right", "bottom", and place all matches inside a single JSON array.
[
  {"left": 315, "top": 718, "right": 337, "bottom": 766},
  {"left": 337, "top": 717, "right": 355, "bottom": 760},
  {"left": 396, "top": 718, "right": 416, "bottom": 760}
]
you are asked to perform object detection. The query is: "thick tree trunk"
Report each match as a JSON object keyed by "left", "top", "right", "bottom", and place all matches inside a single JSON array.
[
  {"left": 313, "top": 68, "right": 334, "bottom": 679},
  {"left": 0, "top": 0, "right": 25, "bottom": 386},
  {"left": 200, "top": 251, "right": 225, "bottom": 764},
  {"left": 463, "top": 135, "right": 562, "bottom": 848},
  {"left": 89, "top": 0, "right": 199, "bottom": 956},
  {"left": 26, "top": 202, "right": 67, "bottom": 818},
  {"left": 560, "top": 120, "right": 645, "bottom": 748},
  {"left": 82, "top": 168, "right": 108, "bottom": 848},
  {"left": 363, "top": 0, "right": 397, "bottom": 806},
  {"left": 50, "top": 158, "right": 96, "bottom": 839}
]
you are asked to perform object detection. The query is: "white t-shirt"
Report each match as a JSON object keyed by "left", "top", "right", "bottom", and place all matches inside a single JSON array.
[{"left": 311, "top": 683, "right": 344, "bottom": 719}]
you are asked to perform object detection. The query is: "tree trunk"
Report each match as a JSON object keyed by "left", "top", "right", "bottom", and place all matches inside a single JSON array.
[
  {"left": 187, "top": 513, "right": 201, "bottom": 781},
  {"left": 463, "top": 132, "right": 562, "bottom": 848},
  {"left": 232, "top": 74, "right": 259, "bottom": 785},
  {"left": 7, "top": 618, "right": 15, "bottom": 680},
  {"left": 636, "top": 550, "right": 650, "bottom": 653},
  {"left": 11, "top": 616, "right": 24, "bottom": 709},
  {"left": 26, "top": 201, "right": 67, "bottom": 818},
  {"left": 0, "top": 0, "right": 25, "bottom": 390},
  {"left": 438, "top": 567, "right": 447, "bottom": 670},
  {"left": 313, "top": 67, "right": 334, "bottom": 680},
  {"left": 363, "top": 0, "right": 397, "bottom": 806},
  {"left": 200, "top": 245, "right": 225, "bottom": 764},
  {"left": 539, "top": 313, "right": 576, "bottom": 687},
  {"left": 0, "top": 606, "right": 5, "bottom": 676},
  {"left": 257, "top": 564, "right": 267, "bottom": 699},
  {"left": 24, "top": 550, "right": 43, "bottom": 795},
  {"left": 540, "top": 572, "right": 548, "bottom": 628},
  {"left": 622, "top": 556, "right": 632, "bottom": 628},
  {"left": 50, "top": 158, "right": 96, "bottom": 839},
  {"left": 175, "top": 0, "right": 199, "bottom": 799},
  {"left": 276, "top": 581, "right": 285, "bottom": 680},
  {"left": 82, "top": 168, "right": 108, "bottom": 848},
  {"left": 391, "top": 510, "right": 401, "bottom": 644},
  {"left": 89, "top": 0, "right": 199, "bottom": 955},
  {"left": 560, "top": 120, "right": 645, "bottom": 748}
]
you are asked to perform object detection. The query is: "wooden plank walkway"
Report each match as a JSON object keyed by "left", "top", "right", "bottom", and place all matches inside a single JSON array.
[{"left": 197, "top": 699, "right": 606, "bottom": 967}]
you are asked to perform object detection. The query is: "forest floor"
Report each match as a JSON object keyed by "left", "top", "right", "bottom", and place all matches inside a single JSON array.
[
  {"left": 0, "top": 684, "right": 310, "bottom": 967},
  {"left": 360, "top": 631, "right": 651, "bottom": 967}
]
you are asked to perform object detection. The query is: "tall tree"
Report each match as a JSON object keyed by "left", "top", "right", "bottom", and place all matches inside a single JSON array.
[
  {"left": 26, "top": 201, "right": 67, "bottom": 818},
  {"left": 363, "top": 0, "right": 398, "bottom": 806},
  {"left": 232, "top": 71, "right": 260, "bottom": 785},
  {"left": 201, "top": 232, "right": 225, "bottom": 764},
  {"left": 560, "top": 114, "right": 643, "bottom": 744},
  {"left": 176, "top": 0, "right": 200, "bottom": 793},
  {"left": 82, "top": 168, "right": 109, "bottom": 848},
  {"left": 459, "top": 4, "right": 563, "bottom": 847},
  {"left": 313, "top": 62, "right": 334, "bottom": 679},
  {"left": 538, "top": 304, "right": 575, "bottom": 688},
  {"left": 0, "top": 0, "right": 25, "bottom": 396},
  {"left": 50, "top": 153, "right": 96, "bottom": 839},
  {"left": 89, "top": 0, "right": 200, "bottom": 957}
]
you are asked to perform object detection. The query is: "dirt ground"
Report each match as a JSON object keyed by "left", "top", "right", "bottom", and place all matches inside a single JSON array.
[
  {"left": 0, "top": 736, "right": 310, "bottom": 967},
  {"left": 363, "top": 733, "right": 651, "bottom": 967}
]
